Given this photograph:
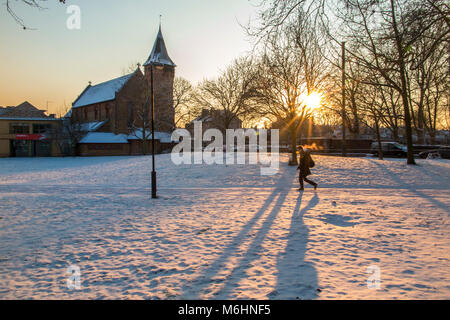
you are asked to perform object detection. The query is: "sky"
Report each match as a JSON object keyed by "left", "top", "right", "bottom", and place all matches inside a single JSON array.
[{"left": 0, "top": 0, "right": 258, "bottom": 115}]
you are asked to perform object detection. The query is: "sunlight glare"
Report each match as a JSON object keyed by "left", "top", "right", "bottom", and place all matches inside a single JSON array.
[{"left": 304, "top": 92, "right": 323, "bottom": 110}]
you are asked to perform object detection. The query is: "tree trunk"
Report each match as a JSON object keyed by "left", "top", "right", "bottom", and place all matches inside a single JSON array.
[
  {"left": 289, "top": 122, "right": 298, "bottom": 166},
  {"left": 400, "top": 85, "right": 417, "bottom": 164},
  {"left": 429, "top": 130, "right": 436, "bottom": 145},
  {"left": 417, "top": 94, "right": 426, "bottom": 144},
  {"left": 375, "top": 113, "right": 383, "bottom": 160},
  {"left": 393, "top": 128, "right": 399, "bottom": 142},
  {"left": 390, "top": 0, "right": 416, "bottom": 165}
]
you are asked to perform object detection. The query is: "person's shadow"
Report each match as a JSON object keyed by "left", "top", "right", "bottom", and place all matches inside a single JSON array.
[
  {"left": 179, "top": 169, "right": 320, "bottom": 300},
  {"left": 272, "top": 193, "right": 320, "bottom": 300}
]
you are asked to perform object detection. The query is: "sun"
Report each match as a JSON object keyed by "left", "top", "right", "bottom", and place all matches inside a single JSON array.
[{"left": 304, "top": 92, "right": 323, "bottom": 110}]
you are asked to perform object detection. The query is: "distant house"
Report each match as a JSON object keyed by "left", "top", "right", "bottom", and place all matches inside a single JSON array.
[
  {"left": 0, "top": 102, "right": 61, "bottom": 157},
  {"left": 186, "top": 109, "right": 243, "bottom": 135},
  {"left": 67, "top": 25, "right": 178, "bottom": 156}
]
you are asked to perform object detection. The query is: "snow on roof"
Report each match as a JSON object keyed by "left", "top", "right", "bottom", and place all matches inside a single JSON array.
[
  {"left": 80, "top": 121, "right": 105, "bottom": 132},
  {"left": 80, "top": 131, "right": 178, "bottom": 144},
  {"left": 79, "top": 132, "right": 129, "bottom": 144},
  {"left": 72, "top": 73, "right": 134, "bottom": 109},
  {"left": 128, "top": 130, "right": 178, "bottom": 143},
  {"left": 143, "top": 26, "right": 176, "bottom": 67},
  {"left": 0, "top": 117, "right": 60, "bottom": 121},
  {"left": 152, "top": 132, "right": 179, "bottom": 143},
  {"left": 193, "top": 115, "right": 213, "bottom": 122}
]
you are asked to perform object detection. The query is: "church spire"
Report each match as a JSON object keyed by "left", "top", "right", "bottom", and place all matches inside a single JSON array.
[{"left": 143, "top": 23, "right": 176, "bottom": 67}]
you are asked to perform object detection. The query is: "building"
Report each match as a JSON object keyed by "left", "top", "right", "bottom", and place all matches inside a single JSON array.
[
  {"left": 186, "top": 109, "right": 243, "bottom": 135},
  {"left": 68, "top": 25, "right": 177, "bottom": 156},
  {"left": 0, "top": 102, "right": 61, "bottom": 157}
]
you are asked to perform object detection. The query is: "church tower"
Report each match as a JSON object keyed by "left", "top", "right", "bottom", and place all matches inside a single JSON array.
[{"left": 143, "top": 25, "right": 176, "bottom": 132}]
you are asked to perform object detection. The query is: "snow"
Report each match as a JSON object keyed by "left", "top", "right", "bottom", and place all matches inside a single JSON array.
[
  {"left": 78, "top": 131, "right": 177, "bottom": 144},
  {"left": 79, "top": 132, "right": 129, "bottom": 144},
  {"left": 128, "top": 130, "right": 177, "bottom": 143},
  {"left": 143, "top": 27, "right": 176, "bottom": 67},
  {"left": 79, "top": 121, "right": 105, "bottom": 133},
  {"left": 0, "top": 155, "right": 448, "bottom": 300},
  {"left": 72, "top": 73, "right": 134, "bottom": 109}
]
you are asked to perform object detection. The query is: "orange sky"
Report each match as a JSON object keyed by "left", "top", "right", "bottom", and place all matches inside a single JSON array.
[{"left": 0, "top": 0, "right": 256, "bottom": 115}]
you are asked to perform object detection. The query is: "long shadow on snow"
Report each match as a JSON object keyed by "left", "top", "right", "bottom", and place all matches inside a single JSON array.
[
  {"left": 180, "top": 164, "right": 296, "bottom": 299},
  {"left": 369, "top": 160, "right": 449, "bottom": 213},
  {"left": 272, "top": 193, "right": 319, "bottom": 300},
  {"left": 216, "top": 193, "right": 320, "bottom": 299},
  {"left": 217, "top": 188, "right": 291, "bottom": 298}
]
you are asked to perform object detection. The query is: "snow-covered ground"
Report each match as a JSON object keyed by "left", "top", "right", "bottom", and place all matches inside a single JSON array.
[{"left": 0, "top": 154, "right": 448, "bottom": 300}]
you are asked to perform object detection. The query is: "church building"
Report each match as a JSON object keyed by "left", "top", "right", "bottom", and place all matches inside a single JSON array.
[{"left": 69, "top": 25, "right": 177, "bottom": 156}]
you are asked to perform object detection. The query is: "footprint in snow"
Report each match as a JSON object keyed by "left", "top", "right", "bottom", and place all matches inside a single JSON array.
[{"left": 321, "top": 214, "right": 357, "bottom": 228}]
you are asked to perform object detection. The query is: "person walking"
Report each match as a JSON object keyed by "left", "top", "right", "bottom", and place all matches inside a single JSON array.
[{"left": 297, "top": 146, "right": 318, "bottom": 191}]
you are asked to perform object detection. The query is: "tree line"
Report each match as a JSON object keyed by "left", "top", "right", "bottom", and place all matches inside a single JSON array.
[
  {"left": 9, "top": 0, "right": 450, "bottom": 165},
  {"left": 174, "top": 0, "right": 449, "bottom": 165}
]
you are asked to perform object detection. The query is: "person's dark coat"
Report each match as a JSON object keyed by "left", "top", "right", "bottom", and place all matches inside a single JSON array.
[{"left": 298, "top": 152, "right": 313, "bottom": 177}]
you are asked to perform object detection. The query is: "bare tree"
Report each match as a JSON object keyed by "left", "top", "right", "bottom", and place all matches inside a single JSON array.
[
  {"left": 249, "top": 0, "right": 449, "bottom": 165},
  {"left": 173, "top": 77, "right": 199, "bottom": 128},
  {"left": 253, "top": 9, "right": 328, "bottom": 165},
  {"left": 129, "top": 81, "right": 152, "bottom": 155},
  {"left": 359, "top": 86, "right": 386, "bottom": 160},
  {"left": 122, "top": 62, "right": 143, "bottom": 76},
  {"left": 6, "top": 0, "right": 66, "bottom": 29},
  {"left": 407, "top": 21, "right": 449, "bottom": 144},
  {"left": 47, "top": 103, "right": 84, "bottom": 156},
  {"left": 194, "top": 57, "right": 259, "bottom": 133},
  {"left": 334, "top": 0, "right": 420, "bottom": 164},
  {"left": 325, "top": 57, "right": 364, "bottom": 139}
]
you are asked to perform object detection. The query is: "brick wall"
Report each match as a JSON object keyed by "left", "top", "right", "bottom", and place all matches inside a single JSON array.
[
  {"left": 77, "top": 143, "right": 130, "bottom": 156},
  {"left": 144, "top": 65, "right": 175, "bottom": 132},
  {"left": 71, "top": 101, "right": 115, "bottom": 125},
  {"left": 71, "top": 71, "right": 146, "bottom": 135},
  {"left": 115, "top": 71, "right": 146, "bottom": 134}
]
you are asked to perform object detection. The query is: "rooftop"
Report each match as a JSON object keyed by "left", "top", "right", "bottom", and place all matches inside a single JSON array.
[
  {"left": 143, "top": 25, "right": 176, "bottom": 67},
  {"left": 0, "top": 102, "right": 54, "bottom": 120},
  {"left": 72, "top": 72, "right": 136, "bottom": 109}
]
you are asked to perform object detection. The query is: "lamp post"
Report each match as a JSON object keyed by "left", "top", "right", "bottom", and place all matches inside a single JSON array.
[
  {"left": 150, "top": 64, "right": 157, "bottom": 199},
  {"left": 341, "top": 41, "right": 347, "bottom": 157}
]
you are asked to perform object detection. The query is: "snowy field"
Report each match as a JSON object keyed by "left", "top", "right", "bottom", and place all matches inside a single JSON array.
[{"left": 0, "top": 154, "right": 449, "bottom": 300}]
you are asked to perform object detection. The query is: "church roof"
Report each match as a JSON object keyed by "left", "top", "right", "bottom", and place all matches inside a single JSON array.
[
  {"left": 143, "top": 26, "right": 176, "bottom": 67},
  {"left": 79, "top": 132, "right": 129, "bottom": 144},
  {"left": 72, "top": 72, "right": 135, "bottom": 109}
]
